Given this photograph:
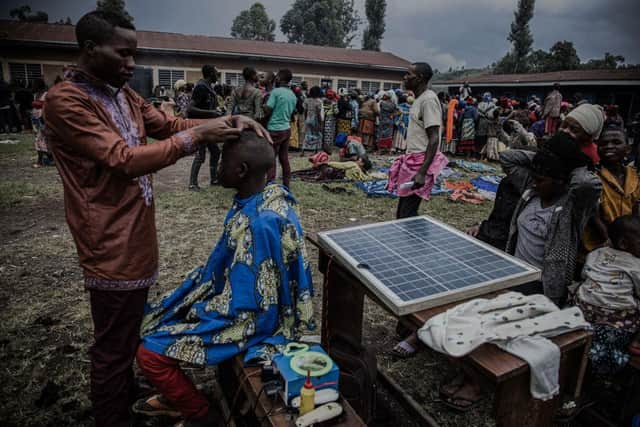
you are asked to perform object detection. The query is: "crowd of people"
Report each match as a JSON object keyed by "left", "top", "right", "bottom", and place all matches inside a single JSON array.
[{"left": 8, "top": 7, "right": 640, "bottom": 426}]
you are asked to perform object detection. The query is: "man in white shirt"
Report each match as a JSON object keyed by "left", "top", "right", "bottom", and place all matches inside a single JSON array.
[{"left": 396, "top": 62, "right": 444, "bottom": 218}]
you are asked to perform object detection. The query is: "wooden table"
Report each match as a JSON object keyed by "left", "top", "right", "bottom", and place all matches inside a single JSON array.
[
  {"left": 308, "top": 234, "right": 592, "bottom": 427},
  {"left": 219, "top": 354, "right": 366, "bottom": 427}
]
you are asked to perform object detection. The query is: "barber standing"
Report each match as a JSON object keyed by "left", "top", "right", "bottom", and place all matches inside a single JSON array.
[{"left": 43, "top": 10, "right": 268, "bottom": 427}]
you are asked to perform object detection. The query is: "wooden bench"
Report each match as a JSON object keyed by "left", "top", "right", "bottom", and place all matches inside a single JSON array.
[
  {"left": 218, "top": 355, "right": 366, "bottom": 427},
  {"left": 310, "top": 235, "right": 592, "bottom": 427}
]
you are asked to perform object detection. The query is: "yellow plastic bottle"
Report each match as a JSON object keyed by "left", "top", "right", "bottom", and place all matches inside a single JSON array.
[{"left": 299, "top": 370, "right": 316, "bottom": 416}]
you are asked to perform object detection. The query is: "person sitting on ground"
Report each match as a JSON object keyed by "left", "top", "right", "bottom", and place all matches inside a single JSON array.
[
  {"left": 582, "top": 125, "right": 640, "bottom": 252},
  {"left": 557, "top": 103, "right": 605, "bottom": 166},
  {"left": 133, "top": 131, "right": 315, "bottom": 426},
  {"left": 339, "top": 135, "right": 367, "bottom": 162},
  {"left": 572, "top": 215, "right": 640, "bottom": 376}
]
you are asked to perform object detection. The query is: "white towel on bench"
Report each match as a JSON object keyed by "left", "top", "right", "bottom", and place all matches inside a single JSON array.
[{"left": 417, "top": 292, "right": 589, "bottom": 400}]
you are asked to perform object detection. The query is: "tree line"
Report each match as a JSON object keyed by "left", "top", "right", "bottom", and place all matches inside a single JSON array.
[{"left": 9, "top": 0, "right": 636, "bottom": 73}]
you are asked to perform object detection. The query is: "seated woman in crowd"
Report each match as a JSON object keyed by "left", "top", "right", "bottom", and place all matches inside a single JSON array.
[
  {"left": 393, "top": 134, "right": 601, "bottom": 410},
  {"left": 133, "top": 131, "right": 315, "bottom": 426},
  {"left": 572, "top": 215, "right": 640, "bottom": 376},
  {"left": 583, "top": 125, "right": 640, "bottom": 252},
  {"left": 557, "top": 103, "right": 605, "bottom": 166}
]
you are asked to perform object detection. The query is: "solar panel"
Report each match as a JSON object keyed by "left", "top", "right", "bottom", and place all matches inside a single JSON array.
[{"left": 317, "top": 216, "right": 541, "bottom": 316}]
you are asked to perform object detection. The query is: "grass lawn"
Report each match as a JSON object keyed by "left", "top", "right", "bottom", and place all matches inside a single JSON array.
[{"left": 0, "top": 132, "right": 499, "bottom": 426}]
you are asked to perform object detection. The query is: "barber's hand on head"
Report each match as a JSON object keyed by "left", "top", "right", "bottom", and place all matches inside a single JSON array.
[
  {"left": 192, "top": 117, "right": 242, "bottom": 144},
  {"left": 229, "top": 115, "right": 273, "bottom": 144},
  {"left": 411, "top": 172, "right": 426, "bottom": 190}
]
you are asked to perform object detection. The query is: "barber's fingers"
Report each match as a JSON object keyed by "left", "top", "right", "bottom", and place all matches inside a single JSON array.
[{"left": 219, "top": 128, "right": 242, "bottom": 141}]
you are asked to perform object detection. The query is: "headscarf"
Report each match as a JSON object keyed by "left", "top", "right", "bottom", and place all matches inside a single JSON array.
[
  {"left": 566, "top": 103, "right": 605, "bottom": 139},
  {"left": 482, "top": 92, "right": 492, "bottom": 102},
  {"left": 532, "top": 132, "right": 591, "bottom": 180},
  {"left": 173, "top": 79, "right": 187, "bottom": 91},
  {"left": 326, "top": 89, "right": 338, "bottom": 101}
]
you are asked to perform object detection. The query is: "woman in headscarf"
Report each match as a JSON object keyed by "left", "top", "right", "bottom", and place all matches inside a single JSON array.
[
  {"left": 301, "top": 86, "right": 324, "bottom": 155},
  {"left": 377, "top": 91, "right": 397, "bottom": 152},
  {"left": 358, "top": 95, "right": 379, "bottom": 149},
  {"left": 336, "top": 88, "right": 353, "bottom": 136},
  {"left": 392, "top": 93, "right": 411, "bottom": 153},
  {"left": 457, "top": 98, "right": 478, "bottom": 158},
  {"left": 558, "top": 103, "right": 605, "bottom": 166},
  {"left": 322, "top": 89, "right": 339, "bottom": 146}
]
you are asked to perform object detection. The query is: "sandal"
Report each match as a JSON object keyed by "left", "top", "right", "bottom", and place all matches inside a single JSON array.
[
  {"left": 439, "top": 372, "right": 465, "bottom": 399},
  {"left": 391, "top": 340, "right": 417, "bottom": 359},
  {"left": 132, "top": 394, "right": 181, "bottom": 417},
  {"left": 441, "top": 393, "right": 485, "bottom": 412}
]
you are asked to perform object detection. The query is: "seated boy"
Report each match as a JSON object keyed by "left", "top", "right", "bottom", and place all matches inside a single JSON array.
[
  {"left": 583, "top": 125, "right": 640, "bottom": 251},
  {"left": 133, "top": 131, "right": 315, "bottom": 426},
  {"left": 573, "top": 215, "right": 640, "bottom": 375}
]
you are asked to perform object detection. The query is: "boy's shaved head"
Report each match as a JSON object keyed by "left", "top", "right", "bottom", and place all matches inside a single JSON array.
[{"left": 218, "top": 131, "right": 274, "bottom": 190}]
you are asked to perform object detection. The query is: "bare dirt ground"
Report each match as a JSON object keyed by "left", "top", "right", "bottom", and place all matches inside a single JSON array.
[{"left": 0, "top": 134, "right": 497, "bottom": 426}]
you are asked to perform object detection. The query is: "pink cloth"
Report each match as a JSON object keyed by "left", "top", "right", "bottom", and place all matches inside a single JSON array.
[
  {"left": 309, "top": 151, "right": 329, "bottom": 166},
  {"left": 387, "top": 152, "right": 449, "bottom": 200}
]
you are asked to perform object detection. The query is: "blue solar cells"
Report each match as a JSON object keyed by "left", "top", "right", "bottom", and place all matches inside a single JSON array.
[{"left": 324, "top": 217, "right": 530, "bottom": 302}]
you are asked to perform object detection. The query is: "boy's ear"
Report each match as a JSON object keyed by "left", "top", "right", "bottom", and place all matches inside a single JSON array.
[{"left": 237, "top": 161, "right": 249, "bottom": 180}]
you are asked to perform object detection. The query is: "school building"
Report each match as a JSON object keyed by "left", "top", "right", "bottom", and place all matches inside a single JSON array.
[
  {"left": 440, "top": 69, "right": 640, "bottom": 121},
  {"left": 0, "top": 20, "right": 410, "bottom": 97}
]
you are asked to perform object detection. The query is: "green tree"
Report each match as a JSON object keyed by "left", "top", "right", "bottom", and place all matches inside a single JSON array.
[
  {"left": 280, "top": 0, "right": 360, "bottom": 48},
  {"left": 506, "top": 0, "right": 535, "bottom": 73},
  {"left": 527, "top": 49, "right": 551, "bottom": 73},
  {"left": 96, "top": 0, "right": 134, "bottom": 22},
  {"left": 231, "top": 2, "right": 276, "bottom": 42},
  {"left": 544, "top": 41, "right": 580, "bottom": 72},
  {"left": 362, "top": 0, "right": 386, "bottom": 51},
  {"left": 583, "top": 52, "right": 625, "bottom": 70},
  {"left": 9, "top": 5, "right": 48, "bottom": 22}
]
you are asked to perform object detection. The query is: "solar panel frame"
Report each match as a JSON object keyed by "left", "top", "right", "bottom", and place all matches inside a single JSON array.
[{"left": 317, "top": 215, "right": 541, "bottom": 316}]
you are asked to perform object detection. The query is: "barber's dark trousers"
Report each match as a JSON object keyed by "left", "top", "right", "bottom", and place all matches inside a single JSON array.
[
  {"left": 89, "top": 288, "right": 148, "bottom": 427},
  {"left": 189, "top": 143, "right": 220, "bottom": 186},
  {"left": 396, "top": 194, "right": 422, "bottom": 219}
]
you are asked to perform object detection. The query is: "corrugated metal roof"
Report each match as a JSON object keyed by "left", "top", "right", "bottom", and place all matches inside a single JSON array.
[
  {"left": 440, "top": 69, "right": 640, "bottom": 85},
  {"left": 0, "top": 20, "right": 411, "bottom": 70}
]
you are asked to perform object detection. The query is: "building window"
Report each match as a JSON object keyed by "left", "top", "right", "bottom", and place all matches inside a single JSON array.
[
  {"left": 361, "top": 80, "right": 380, "bottom": 94},
  {"left": 158, "top": 69, "right": 185, "bottom": 90},
  {"left": 9, "top": 63, "right": 42, "bottom": 84},
  {"left": 224, "top": 72, "right": 245, "bottom": 87},
  {"left": 383, "top": 82, "right": 402, "bottom": 91},
  {"left": 337, "top": 79, "right": 358, "bottom": 90},
  {"left": 291, "top": 75, "right": 303, "bottom": 86}
]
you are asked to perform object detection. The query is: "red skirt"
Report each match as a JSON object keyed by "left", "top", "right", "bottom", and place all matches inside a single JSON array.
[
  {"left": 358, "top": 119, "right": 375, "bottom": 136},
  {"left": 545, "top": 117, "right": 560, "bottom": 135}
]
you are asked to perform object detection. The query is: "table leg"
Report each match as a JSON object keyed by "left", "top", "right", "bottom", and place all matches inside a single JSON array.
[
  {"left": 319, "top": 253, "right": 366, "bottom": 351},
  {"left": 494, "top": 375, "right": 559, "bottom": 427}
]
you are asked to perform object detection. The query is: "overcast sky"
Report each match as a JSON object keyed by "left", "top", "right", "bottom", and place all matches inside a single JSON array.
[{"left": 3, "top": 0, "right": 639, "bottom": 71}]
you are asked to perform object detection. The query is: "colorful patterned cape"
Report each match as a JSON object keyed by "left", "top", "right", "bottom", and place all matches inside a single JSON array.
[{"left": 140, "top": 184, "right": 316, "bottom": 365}]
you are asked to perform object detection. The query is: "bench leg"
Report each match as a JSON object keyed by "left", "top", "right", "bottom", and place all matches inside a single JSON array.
[
  {"left": 494, "top": 376, "right": 559, "bottom": 427},
  {"left": 320, "top": 254, "right": 365, "bottom": 351}
]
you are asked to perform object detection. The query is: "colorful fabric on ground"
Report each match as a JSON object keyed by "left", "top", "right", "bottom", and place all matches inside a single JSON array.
[
  {"left": 444, "top": 180, "right": 474, "bottom": 191},
  {"left": 354, "top": 180, "right": 397, "bottom": 198},
  {"left": 449, "top": 189, "right": 486, "bottom": 204},
  {"left": 386, "top": 151, "right": 449, "bottom": 201},
  {"left": 140, "top": 185, "right": 315, "bottom": 366},
  {"left": 471, "top": 175, "right": 503, "bottom": 194},
  {"left": 309, "top": 151, "right": 329, "bottom": 167},
  {"left": 450, "top": 160, "right": 497, "bottom": 173}
]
